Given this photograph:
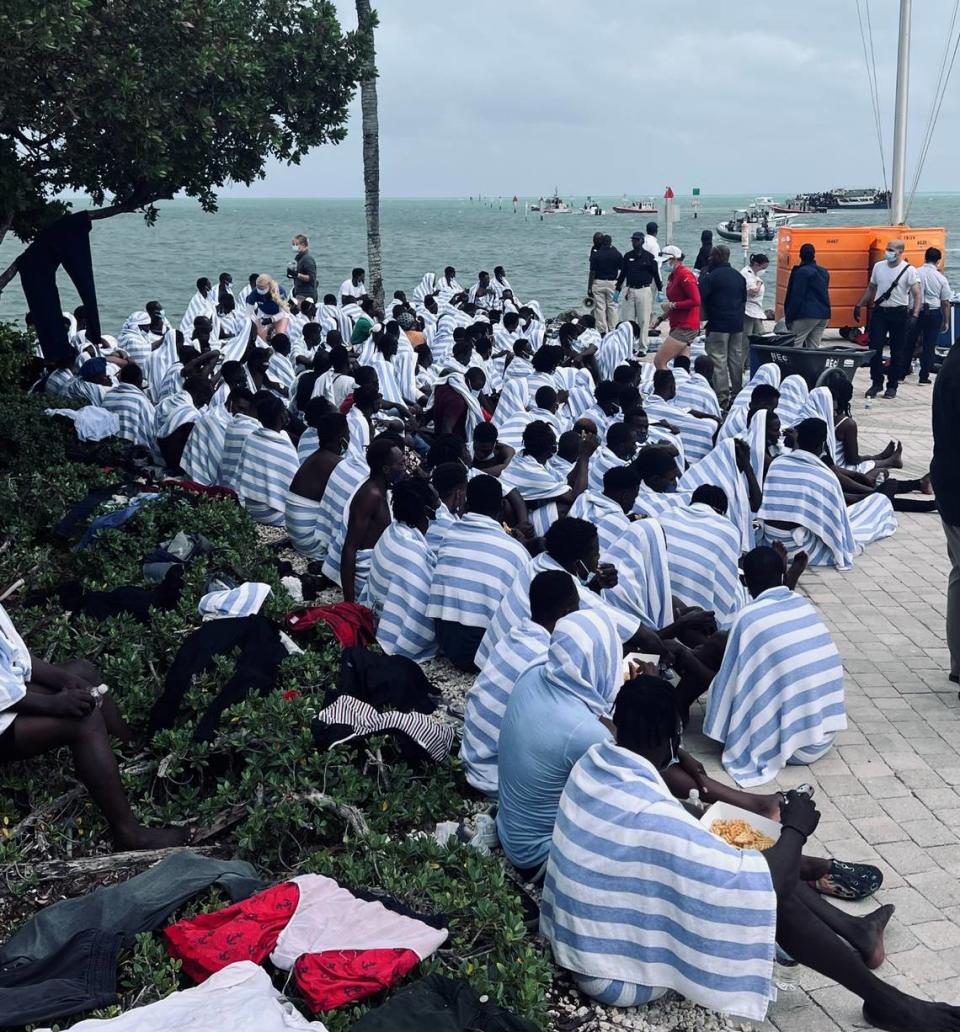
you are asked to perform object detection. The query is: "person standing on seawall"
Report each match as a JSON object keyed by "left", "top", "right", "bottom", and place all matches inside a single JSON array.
[
  {"left": 741, "top": 252, "right": 770, "bottom": 344},
  {"left": 614, "top": 231, "right": 662, "bottom": 356},
  {"left": 855, "top": 239, "right": 921, "bottom": 400},
  {"left": 698, "top": 244, "right": 746, "bottom": 408},
  {"left": 783, "top": 243, "right": 831, "bottom": 349},
  {"left": 932, "top": 335, "right": 960, "bottom": 691},
  {"left": 589, "top": 235, "right": 622, "bottom": 334},
  {"left": 289, "top": 234, "right": 317, "bottom": 300}
]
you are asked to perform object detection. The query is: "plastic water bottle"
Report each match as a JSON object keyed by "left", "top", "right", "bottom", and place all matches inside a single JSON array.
[{"left": 686, "top": 789, "right": 704, "bottom": 814}]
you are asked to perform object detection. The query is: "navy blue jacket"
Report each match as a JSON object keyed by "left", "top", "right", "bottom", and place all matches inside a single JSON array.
[
  {"left": 784, "top": 262, "right": 831, "bottom": 322},
  {"left": 699, "top": 264, "right": 746, "bottom": 333}
]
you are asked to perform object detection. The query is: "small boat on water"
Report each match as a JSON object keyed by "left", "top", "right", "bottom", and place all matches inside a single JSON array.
[
  {"left": 716, "top": 208, "right": 795, "bottom": 242},
  {"left": 613, "top": 197, "right": 658, "bottom": 214},
  {"left": 531, "top": 190, "right": 572, "bottom": 214},
  {"left": 575, "top": 198, "right": 604, "bottom": 216}
]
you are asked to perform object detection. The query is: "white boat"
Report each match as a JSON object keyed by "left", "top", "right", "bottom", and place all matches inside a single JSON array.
[
  {"left": 716, "top": 208, "right": 796, "bottom": 242},
  {"left": 575, "top": 200, "right": 604, "bottom": 216},
  {"left": 531, "top": 190, "right": 573, "bottom": 214}
]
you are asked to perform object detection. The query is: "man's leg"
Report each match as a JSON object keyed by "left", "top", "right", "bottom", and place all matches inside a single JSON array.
[
  {"left": 885, "top": 308, "right": 910, "bottom": 392},
  {"left": 619, "top": 288, "right": 639, "bottom": 329},
  {"left": 592, "top": 282, "right": 609, "bottom": 333},
  {"left": 606, "top": 285, "right": 620, "bottom": 334},
  {"left": 705, "top": 331, "right": 731, "bottom": 406},
  {"left": 10, "top": 710, "right": 188, "bottom": 849},
  {"left": 56, "top": 658, "right": 134, "bottom": 743},
  {"left": 636, "top": 285, "right": 653, "bottom": 354},
  {"left": 788, "top": 318, "right": 814, "bottom": 347},
  {"left": 868, "top": 308, "right": 890, "bottom": 394},
  {"left": 776, "top": 884, "right": 960, "bottom": 1032},
  {"left": 807, "top": 318, "right": 828, "bottom": 348},
  {"left": 919, "top": 309, "right": 941, "bottom": 382},
  {"left": 944, "top": 520, "right": 960, "bottom": 681},
  {"left": 727, "top": 331, "right": 746, "bottom": 397}
]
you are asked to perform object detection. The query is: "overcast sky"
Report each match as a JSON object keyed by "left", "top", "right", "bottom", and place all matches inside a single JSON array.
[{"left": 227, "top": 0, "right": 959, "bottom": 198}]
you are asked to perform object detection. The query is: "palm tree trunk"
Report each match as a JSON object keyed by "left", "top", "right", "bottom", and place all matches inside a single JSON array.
[{"left": 355, "top": 0, "right": 383, "bottom": 311}]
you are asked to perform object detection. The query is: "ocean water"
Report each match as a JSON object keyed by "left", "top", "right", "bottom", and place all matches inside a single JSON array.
[{"left": 1, "top": 193, "right": 959, "bottom": 332}]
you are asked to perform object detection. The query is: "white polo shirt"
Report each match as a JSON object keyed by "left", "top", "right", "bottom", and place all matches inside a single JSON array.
[
  {"left": 339, "top": 279, "right": 365, "bottom": 302},
  {"left": 869, "top": 259, "right": 919, "bottom": 308},
  {"left": 918, "top": 263, "right": 951, "bottom": 308}
]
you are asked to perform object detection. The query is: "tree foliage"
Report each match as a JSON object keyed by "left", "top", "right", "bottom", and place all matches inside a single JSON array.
[{"left": 0, "top": 0, "right": 371, "bottom": 243}]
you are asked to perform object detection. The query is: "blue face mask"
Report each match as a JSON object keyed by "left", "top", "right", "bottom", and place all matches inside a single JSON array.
[
  {"left": 663, "top": 261, "right": 675, "bottom": 275},
  {"left": 885, "top": 249, "right": 898, "bottom": 263}
]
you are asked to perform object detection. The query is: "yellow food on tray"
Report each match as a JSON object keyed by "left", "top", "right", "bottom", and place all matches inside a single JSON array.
[{"left": 710, "top": 818, "right": 776, "bottom": 851}]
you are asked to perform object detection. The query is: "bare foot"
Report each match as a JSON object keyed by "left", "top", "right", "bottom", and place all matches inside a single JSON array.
[
  {"left": 784, "top": 551, "right": 809, "bottom": 590},
  {"left": 878, "top": 440, "right": 897, "bottom": 460},
  {"left": 113, "top": 824, "right": 190, "bottom": 851},
  {"left": 921, "top": 473, "right": 934, "bottom": 496},
  {"left": 855, "top": 902, "right": 896, "bottom": 970},
  {"left": 863, "top": 996, "right": 960, "bottom": 1032},
  {"left": 888, "top": 442, "right": 904, "bottom": 470}
]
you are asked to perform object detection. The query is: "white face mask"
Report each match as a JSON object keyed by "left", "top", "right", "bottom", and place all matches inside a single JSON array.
[
  {"left": 292, "top": 245, "right": 299, "bottom": 254},
  {"left": 575, "top": 559, "right": 592, "bottom": 585},
  {"left": 885, "top": 249, "right": 898, "bottom": 263},
  {"left": 257, "top": 287, "right": 269, "bottom": 296}
]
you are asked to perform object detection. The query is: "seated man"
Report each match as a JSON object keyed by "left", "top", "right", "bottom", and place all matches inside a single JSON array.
[
  {"left": 0, "top": 604, "right": 187, "bottom": 850},
  {"left": 217, "top": 387, "right": 259, "bottom": 489},
  {"left": 569, "top": 465, "right": 641, "bottom": 553},
  {"left": 499, "top": 421, "right": 591, "bottom": 534},
  {"left": 100, "top": 363, "right": 156, "bottom": 451},
  {"left": 704, "top": 545, "right": 844, "bottom": 786},
  {"left": 759, "top": 417, "right": 898, "bottom": 569},
  {"left": 426, "top": 474, "right": 530, "bottom": 672},
  {"left": 632, "top": 444, "right": 687, "bottom": 518},
  {"left": 719, "top": 379, "right": 780, "bottom": 443},
  {"left": 426, "top": 461, "right": 467, "bottom": 552},
  {"left": 323, "top": 434, "right": 406, "bottom": 602},
  {"left": 471, "top": 421, "right": 514, "bottom": 477},
  {"left": 235, "top": 393, "right": 300, "bottom": 526},
  {"left": 295, "top": 396, "right": 335, "bottom": 464},
  {"left": 497, "top": 386, "right": 565, "bottom": 451},
  {"left": 285, "top": 413, "right": 348, "bottom": 559},
  {"left": 496, "top": 609, "right": 622, "bottom": 879},
  {"left": 462, "top": 570, "right": 580, "bottom": 796},
  {"left": 181, "top": 393, "right": 233, "bottom": 486},
  {"left": 643, "top": 369, "right": 719, "bottom": 463},
  {"left": 657, "top": 484, "right": 746, "bottom": 629},
  {"left": 155, "top": 374, "right": 214, "bottom": 472},
  {"left": 362, "top": 477, "right": 440, "bottom": 663},
  {"left": 587, "top": 422, "right": 638, "bottom": 493},
  {"left": 540, "top": 678, "right": 946, "bottom": 1032},
  {"left": 673, "top": 353, "right": 721, "bottom": 418}
]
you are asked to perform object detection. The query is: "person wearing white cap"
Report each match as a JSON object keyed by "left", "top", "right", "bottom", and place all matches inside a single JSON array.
[{"left": 655, "top": 245, "right": 701, "bottom": 370}]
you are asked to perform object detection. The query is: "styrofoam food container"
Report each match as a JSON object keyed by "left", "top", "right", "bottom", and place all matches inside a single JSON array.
[{"left": 699, "top": 801, "right": 781, "bottom": 847}]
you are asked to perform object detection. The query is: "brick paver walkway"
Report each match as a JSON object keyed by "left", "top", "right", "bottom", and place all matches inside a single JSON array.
[{"left": 684, "top": 371, "right": 958, "bottom": 1031}]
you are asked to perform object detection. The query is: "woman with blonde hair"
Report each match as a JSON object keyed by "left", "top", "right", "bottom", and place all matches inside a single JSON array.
[{"left": 246, "top": 273, "right": 290, "bottom": 340}]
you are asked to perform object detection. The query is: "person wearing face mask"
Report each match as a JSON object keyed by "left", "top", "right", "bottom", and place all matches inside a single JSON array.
[
  {"left": 569, "top": 465, "right": 642, "bottom": 554},
  {"left": 288, "top": 234, "right": 317, "bottom": 300},
  {"left": 655, "top": 245, "right": 701, "bottom": 370},
  {"left": 426, "top": 461, "right": 468, "bottom": 552},
  {"left": 783, "top": 243, "right": 830, "bottom": 350},
  {"left": 740, "top": 252, "right": 769, "bottom": 348},
  {"left": 587, "top": 422, "right": 638, "bottom": 493},
  {"left": 855, "top": 240, "right": 922, "bottom": 399},
  {"left": 246, "top": 274, "right": 290, "bottom": 340},
  {"left": 360, "top": 476, "right": 440, "bottom": 663},
  {"left": 324, "top": 433, "right": 407, "bottom": 602},
  {"left": 285, "top": 413, "right": 350, "bottom": 559}
]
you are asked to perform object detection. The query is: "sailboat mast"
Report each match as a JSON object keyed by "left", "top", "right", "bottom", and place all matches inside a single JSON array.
[{"left": 890, "top": 0, "right": 911, "bottom": 225}]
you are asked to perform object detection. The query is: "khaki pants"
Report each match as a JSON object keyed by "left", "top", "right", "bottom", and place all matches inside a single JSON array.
[
  {"left": 945, "top": 519, "right": 960, "bottom": 678},
  {"left": 592, "top": 279, "right": 619, "bottom": 334},
  {"left": 705, "top": 329, "right": 746, "bottom": 406},
  {"left": 619, "top": 285, "right": 653, "bottom": 354},
  {"left": 788, "top": 317, "right": 828, "bottom": 349}
]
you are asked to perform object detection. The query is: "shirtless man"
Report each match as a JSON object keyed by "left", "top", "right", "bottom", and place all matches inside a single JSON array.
[
  {"left": 288, "top": 413, "right": 348, "bottom": 503},
  {"left": 340, "top": 434, "right": 407, "bottom": 603}
]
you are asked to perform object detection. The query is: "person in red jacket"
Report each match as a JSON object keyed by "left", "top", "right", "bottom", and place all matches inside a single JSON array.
[{"left": 655, "top": 245, "right": 701, "bottom": 370}]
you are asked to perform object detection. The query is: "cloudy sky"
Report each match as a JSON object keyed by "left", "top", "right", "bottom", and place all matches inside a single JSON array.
[{"left": 226, "top": 0, "right": 960, "bottom": 198}]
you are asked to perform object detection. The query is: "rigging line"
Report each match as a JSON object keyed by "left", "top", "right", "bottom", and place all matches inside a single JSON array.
[
  {"left": 906, "top": 0, "right": 960, "bottom": 219},
  {"left": 864, "top": 0, "right": 889, "bottom": 191},
  {"left": 855, "top": 0, "right": 888, "bottom": 191},
  {"left": 904, "top": 18, "right": 957, "bottom": 219}
]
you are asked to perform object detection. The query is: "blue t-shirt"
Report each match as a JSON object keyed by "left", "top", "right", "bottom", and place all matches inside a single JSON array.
[{"left": 496, "top": 665, "right": 612, "bottom": 869}]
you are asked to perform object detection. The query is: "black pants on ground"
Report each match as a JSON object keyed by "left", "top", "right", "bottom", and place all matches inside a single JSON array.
[
  {"left": 878, "top": 477, "right": 938, "bottom": 513},
  {"left": 869, "top": 305, "right": 911, "bottom": 390},
  {"left": 436, "top": 620, "right": 485, "bottom": 673}
]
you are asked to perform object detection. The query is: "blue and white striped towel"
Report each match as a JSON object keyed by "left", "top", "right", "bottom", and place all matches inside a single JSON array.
[
  {"left": 602, "top": 517, "right": 673, "bottom": 630},
  {"left": 704, "top": 585, "right": 847, "bottom": 787},
  {"left": 235, "top": 427, "right": 299, "bottom": 526}
]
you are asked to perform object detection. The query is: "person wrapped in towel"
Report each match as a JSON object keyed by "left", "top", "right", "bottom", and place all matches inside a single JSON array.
[
  {"left": 657, "top": 484, "right": 747, "bottom": 630},
  {"left": 361, "top": 477, "right": 439, "bottom": 663},
  {"left": 462, "top": 570, "right": 581, "bottom": 796},
  {"left": 643, "top": 369, "right": 719, "bottom": 464},
  {"left": 181, "top": 393, "right": 233, "bottom": 486},
  {"left": 496, "top": 385, "right": 565, "bottom": 451},
  {"left": 100, "top": 363, "right": 157, "bottom": 452},
  {"left": 218, "top": 387, "right": 260, "bottom": 490},
  {"left": 426, "top": 474, "right": 530, "bottom": 673},
  {"left": 425, "top": 461, "right": 467, "bottom": 552},
  {"left": 569, "top": 465, "right": 642, "bottom": 553},
  {"left": 673, "top": 354, "right": 722, "bottom": 418},
  {"left": 587, "top": 422, "right": 639, "bottom": 493},
  {"left": 322, "top": 434, "right": 406, "bottom": 603},
  {"left": 471, "top": 421, "right": 516, "bottom": 477},
  {"left": 499, "top": 421, "right": 592, "bottom": 535},
  {"left": 286, "top": 413, "right": 350, "bottom": 559},
  {"left": 631, "top": 444, "right": 689, "bottom": 518},
  {"left": 758, "top": 418, "right": 897, "bottom": 569},
  {"left": 541, "top": 677, "right": 958, "bottom": 1032},
  {"left": 704, "top": 545, "right": 845, "bottom": 787},
  {"left": 155, "top": 375, "right": 213, "bottom": 473},
  {"left": 235, "top": 394, "right": 300, "bottom": 526}
]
